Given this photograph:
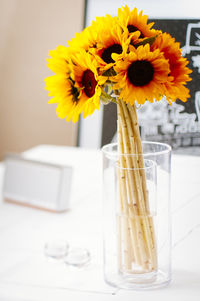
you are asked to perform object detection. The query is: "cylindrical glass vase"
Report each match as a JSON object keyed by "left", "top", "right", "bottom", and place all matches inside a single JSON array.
[{"left": 102, "top": 141, "right": 171, "bottom": 290}]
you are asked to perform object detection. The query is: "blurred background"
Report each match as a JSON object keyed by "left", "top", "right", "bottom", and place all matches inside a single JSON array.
[{"left": 0, "top": 0, "right": 85, "bottom": 160}]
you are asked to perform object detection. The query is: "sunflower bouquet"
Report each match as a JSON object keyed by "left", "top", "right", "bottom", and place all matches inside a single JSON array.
[{"left": 45, "top": 5, "right": 191, "bottom": 275}]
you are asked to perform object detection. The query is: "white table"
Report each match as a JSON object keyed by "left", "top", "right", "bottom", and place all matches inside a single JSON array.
[{"left": 0, "top": 145, "right": 200, "bottom": 301}]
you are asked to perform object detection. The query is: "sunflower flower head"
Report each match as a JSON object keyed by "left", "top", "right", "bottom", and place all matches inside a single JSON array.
[
  {"left": 118, "top": 5, "right": 159, "bottom": 45},
  {"left": 46, "top": 45, "right": 73, "bottom": 74},
  {"left": 90, "top": 14, "right": 130, "bottom": 74},
  {"left": 70, "top": 50, "right": 103, "bottom": 119},
  {"left": 45, "top": 46, "right": 102, "bottom": 122},
  {"left": 113, "top": 43, "right": 170, "bottom": 104},
  {"left": 152, "top": 32, "right": 192, "bottom": 103},
  {"left": 68, "top": 25, "right": 97, "bottom": 52}
]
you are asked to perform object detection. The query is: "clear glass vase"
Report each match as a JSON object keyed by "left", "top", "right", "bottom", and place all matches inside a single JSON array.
[{"left": 102, "top": 141, "right": 171, "bottom": 289}]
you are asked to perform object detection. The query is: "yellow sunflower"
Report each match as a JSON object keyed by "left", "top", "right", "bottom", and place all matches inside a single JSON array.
[
  {"left": 45, "top": 47, "right": 102, "bottom": 122},
  {"left": 70, "top": 50, "right": 103, "bottom": 119},
  {"left": 45, "top": 49, "right": 84, "bottom": 123},
  {"left": 91, "top": 14, "right": 132, "bottom": 73},
  {"left": 68, "top": 24, "right": 97, "bottom": 51},
  {"left": 113, "top": 44, "right": 171, "bottom": 104},
  {"left": 152, "top": 32, "right": 192, "bottom": 103},
  {"left": 45, "top": 74, "right": 85, "bottom": 123},
  {"left": 118, "top": 5, "right": 158, "bottom": 44},
  {"left": 46, "top": 45, "right": 72, "bottom": 74}
]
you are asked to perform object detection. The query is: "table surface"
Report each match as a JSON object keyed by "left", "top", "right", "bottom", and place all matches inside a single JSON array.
[{"left": 0, "top": 145, "right": 200, "bottom": 301}]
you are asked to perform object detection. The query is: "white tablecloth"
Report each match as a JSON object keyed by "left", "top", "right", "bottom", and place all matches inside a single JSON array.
[{"left": 0, "top": 145, "right": 200, "bottom": 301}]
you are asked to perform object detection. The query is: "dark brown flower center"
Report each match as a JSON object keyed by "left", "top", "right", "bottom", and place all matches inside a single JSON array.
[
  {"left": 82, "top": 69, "right": 97, "bottom": 98},
  {"left": 127, "top": 25, "right": 144, "bottom": 39},
  {"left": 101, "top": 44, "right": 123, "bottom": 64},
  {"left": 68, "top": 77, "right": 79, "bottom": 102},
  {"left": 127, "top": 60, "right": 154, "bottom": 86},
  {"left": 71, "top": 85, "right": 79, "bottom": 102}
]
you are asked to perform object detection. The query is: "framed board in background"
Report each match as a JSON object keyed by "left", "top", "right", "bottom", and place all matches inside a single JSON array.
[{"left": 79, "top": 0, "right": 200, "bottom": 150}]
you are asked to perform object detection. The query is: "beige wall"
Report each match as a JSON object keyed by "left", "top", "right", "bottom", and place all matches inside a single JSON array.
[{"left": 0, "top": 0, "right": 85, "bottom": 159}]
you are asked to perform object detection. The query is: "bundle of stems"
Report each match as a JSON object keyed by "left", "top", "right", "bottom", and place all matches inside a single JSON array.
[{"left": 117, "top": 98, "right": 157, "bottom": 273}]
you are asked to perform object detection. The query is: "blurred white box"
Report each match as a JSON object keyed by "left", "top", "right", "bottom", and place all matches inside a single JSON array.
[{"left": 3, "top": 154, "right": 72, "bottom": 212}]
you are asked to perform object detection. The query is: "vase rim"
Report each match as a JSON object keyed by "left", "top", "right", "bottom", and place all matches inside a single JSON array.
[{"left": 102, "top": 141, "right": 172, "bottom": 157}]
